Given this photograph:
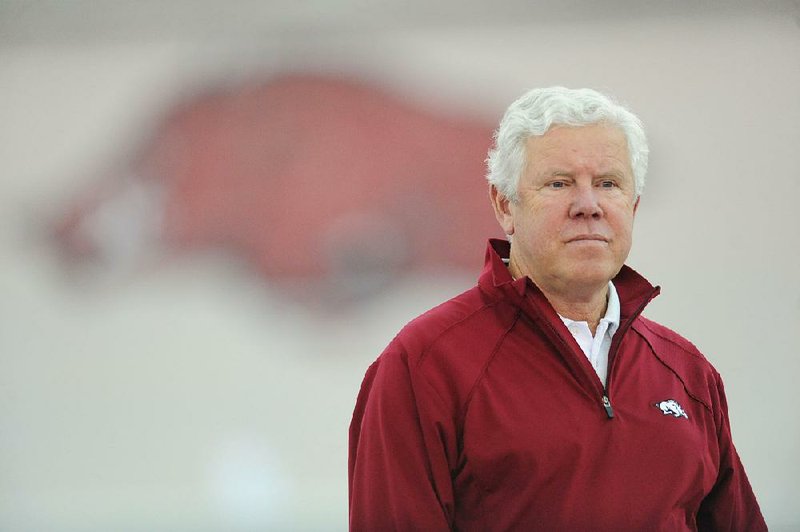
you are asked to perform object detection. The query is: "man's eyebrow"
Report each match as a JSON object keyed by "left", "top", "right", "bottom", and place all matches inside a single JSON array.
[
  {"left": 547, "top": 170, "right": 574, "bottom": 178},
  {"left": 536, "top": 169, "right": 630, "bottom": 180},
  {"left": 597, "top": 171, "right": 627, "bottom": 179}
]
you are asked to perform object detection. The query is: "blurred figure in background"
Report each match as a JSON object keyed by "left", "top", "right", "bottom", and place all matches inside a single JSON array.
[{"left": 349, "top": 87, "right": 766, "bottom": 530}]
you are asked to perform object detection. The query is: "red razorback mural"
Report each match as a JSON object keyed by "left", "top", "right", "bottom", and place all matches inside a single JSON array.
[{"left": 54, "top": 74, "right": 502, "bottom": 300}]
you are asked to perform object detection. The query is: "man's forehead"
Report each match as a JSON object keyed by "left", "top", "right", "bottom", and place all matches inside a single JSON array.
[
  {"left": 524, "top": 124, "right": 629, "bottom": 165},
  {"left": 526, "top": 124, "right": 628, "bottom": 153},
  {"left": 526, "top": 123, "right": 628, "bottom": 147}
]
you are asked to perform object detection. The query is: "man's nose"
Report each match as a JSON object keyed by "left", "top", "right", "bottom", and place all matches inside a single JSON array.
[{"left": 568, "top": 185, "right": 603, "bottom": 219}]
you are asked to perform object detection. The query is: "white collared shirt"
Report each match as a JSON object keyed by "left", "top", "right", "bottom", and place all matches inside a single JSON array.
[{"left": 558, "top": 282, "right": 620, "bottom": 387}]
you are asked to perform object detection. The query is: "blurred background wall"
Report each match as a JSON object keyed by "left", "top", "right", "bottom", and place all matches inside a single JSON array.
[{"left": 1, "top": 1, "right": 799, "bottom": 530}]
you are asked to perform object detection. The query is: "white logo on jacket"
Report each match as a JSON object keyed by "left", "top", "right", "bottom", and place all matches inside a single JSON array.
[{"left": 655, "top": 399, "right": 689, "bottom": 419}]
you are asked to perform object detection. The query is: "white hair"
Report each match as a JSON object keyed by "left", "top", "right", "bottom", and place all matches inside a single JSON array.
[{"left": 486, "top": 87, "right": 649, "bottom": 201}]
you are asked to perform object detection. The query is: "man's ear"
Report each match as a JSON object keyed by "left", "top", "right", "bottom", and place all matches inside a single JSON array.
[
  {"left": 633, "top": 196, "right": 640, "bottom": 216},
  {"left": 490, "top": 184, "right": 515, "bottom": 236}
]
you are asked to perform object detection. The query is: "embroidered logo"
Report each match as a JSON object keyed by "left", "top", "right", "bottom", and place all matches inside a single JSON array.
[{"left": 655, "top": 399, "right": 689, "bottom": 419}]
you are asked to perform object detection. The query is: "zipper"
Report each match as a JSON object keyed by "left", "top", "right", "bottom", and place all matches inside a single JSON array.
[
  {"left": 517, "top": 283, "right": 660, "bottom": 423},
  {"left": 602, "top": 394, "right": 614, "bottom": 418},
  {"left": 599, "top": 286, "right": 660, "bottom": 420}
]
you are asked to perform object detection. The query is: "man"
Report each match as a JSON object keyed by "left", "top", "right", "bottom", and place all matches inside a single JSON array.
[{"left": 348, "top": 87, "right": 766, "bottom": 530}]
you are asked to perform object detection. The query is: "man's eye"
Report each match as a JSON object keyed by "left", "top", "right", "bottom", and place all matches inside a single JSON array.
[
  {"left": 599, "top": 180, "right": 617, "bottom": 188},
  {"left": 549, "top": 181, "right": 566, "bottom": 189}
]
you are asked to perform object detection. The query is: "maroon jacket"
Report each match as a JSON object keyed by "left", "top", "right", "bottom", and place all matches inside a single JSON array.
[{"left": 349, "top": 239, "right": 765, "bottom": 531}]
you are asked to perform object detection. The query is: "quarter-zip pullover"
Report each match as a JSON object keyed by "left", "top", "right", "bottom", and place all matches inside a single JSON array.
[{"left": 349, "top": 239, "right": 765, "bottom": 531}]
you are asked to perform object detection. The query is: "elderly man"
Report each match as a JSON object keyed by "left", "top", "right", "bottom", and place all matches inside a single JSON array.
[{"left": 348, "top": 87, "right": 765, "bottom": 530}]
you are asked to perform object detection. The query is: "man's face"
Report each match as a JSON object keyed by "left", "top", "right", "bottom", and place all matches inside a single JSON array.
[{"left": 491, "top": 123, "right": 639, "bottom": 297}]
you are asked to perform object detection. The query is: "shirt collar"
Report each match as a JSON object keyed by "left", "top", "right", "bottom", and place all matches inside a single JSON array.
[{"left": 603, "top": 281, "right": 621, "bottom": 336}]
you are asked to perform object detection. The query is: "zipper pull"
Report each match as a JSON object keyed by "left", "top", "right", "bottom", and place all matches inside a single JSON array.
[{"left": 602, "top": 395, "right": 614, "bottom": 419}]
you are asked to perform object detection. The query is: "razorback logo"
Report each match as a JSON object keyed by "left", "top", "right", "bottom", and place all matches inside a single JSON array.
[
  {"left": 655, "top": 399, "right": 689, "bottom": 419},
  {"left": 53, "top": 74, "right": 501, "bottom": 303}
]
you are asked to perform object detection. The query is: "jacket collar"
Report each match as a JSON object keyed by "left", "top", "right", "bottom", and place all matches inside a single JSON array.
[{"left": 478, "top": 238, "right": 660, "bottom": 323}]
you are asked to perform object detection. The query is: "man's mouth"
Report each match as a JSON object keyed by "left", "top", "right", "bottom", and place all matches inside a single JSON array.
[{"left": 567, "top": 234, "right": 609, "bottom": 243}]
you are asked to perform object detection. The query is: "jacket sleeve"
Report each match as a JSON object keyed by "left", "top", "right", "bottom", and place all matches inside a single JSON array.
[
  {"left": 696, "top": 372, "right": 767, "bottom": 531},
  {"left": 348, "top": 344, "right": 457, "bottom": 531}
]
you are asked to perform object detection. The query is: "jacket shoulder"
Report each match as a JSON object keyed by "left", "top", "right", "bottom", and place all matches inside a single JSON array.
[
  {"left": 392, "top": 285, "right": 513, "bottom": 361},
  {"left": 381, "top": 284, "right": 518, "bottom": 410},
  {"left": 633, "top": 315, "right": 722, "bottom": 412},
  {"left": 634, "top": 316, "right": 707, "bottom": 361}
]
